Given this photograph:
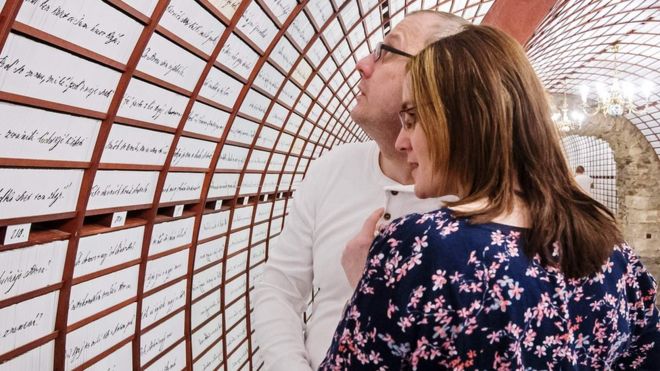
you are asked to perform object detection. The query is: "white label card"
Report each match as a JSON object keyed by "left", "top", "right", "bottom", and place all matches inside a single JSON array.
[
  {"left": 0, "top": 34, "right": 120, "bottom": 112},
  {"left": 191, "top": 314, "right": 222, "bottom": 358},
  {"left": 0, "top": 340, "right": 54, "bottom": 371},
  {"left": 139, "top": 311, "right": 184, "bottom": 365},
  {"left": 192, "top": 262, "right": 222, "bottom": 300},
  {"left": 141, "top": 280, "right": 187, "bottom": 329},
  {"left": 67, "top": 266, "right": 139, "bottom": 325},
  {"left": 0, "top": 102, "right": 100, "bottom": 162},
  {"left": 75, "top": 227, "right": 144, "bottom": 278},
  {"left": 162, "top": 172, "right": 204, "bottom": 203},
  {"left": 184, "top": 101, "right": 229, "bottom": 138},
  {"left": 144, "top": 249, "right": 189, "bottom": 292},
  {"left": 150, "top": 217, "right": 194, "bottom": 256},
  {"left": 171, "top": 137, "right": 215, "bottom": 168},
  {"left": 225, "top": 297, "right": 246, "bottom": 329},
  {"left": 0, "top": 168, "right": 83, "bottom": 219},
  {"left": 17, "top": 0, "right": 142, "bottom": 64},
  {"left": 200, "top": 67, "right": 243, "bottom": 108},
  {"left": 227, "top": 229, "right": 250, "bottom": 255},
  {"left": 117, "top": 78, "right": 187, "bottom": 128},
  {"left": 138, "top": 32, "right": 205, "bottom": 91},
  {"left": 84, "top": 343, "right": 132, "bottom": 371},
  {"left": 0, "top": 241, "right": 67, "bottom": 301},
  {"left": 4, "top": 223, "right": 30, "bottom": 244},
  {"left": 193, "top": 339, "right": 222, "bottom": 371},
  {"left": 237, "top": 2, "right": 278, "bottom": 52},
  {"left": 191, "top": 287, "right": 221, "bottom": 329},
  {"left": 216, "top": 145, "right": 248, "bottom": 170},
  {"left": 65, "top": 303, "right": 136, "bottom": 370},
  {"left": 198, "top": 211, "right": 229, "bottom": 240},
  {"left": 264, "top": 0, "right": 297, "bottom": 23},
  {"left": 88, "top": 171, "right": 159, "bottom": 210},
  {"left": 145, "top": 340, "right": 186, "bottom": 371},
  {"left": 101, "top": 124, "right": 172, "bottom": 166},
  {"left": 271, "top": 37, "right": 298, "bottom": 71},
  {"left": 194, "top": 237, "right": 225, "bottom": 270},
  {"left": 0, "top": 291, "right": 58, "bottom": 356},
  {"left": 160, "top": 0, "right": 225, "bottom": 55},
  {"left": 254, "top": 63, "right": 284, "bottom": 97},
  {"left": 227, "top": 117, "right": 259, "bottom": 145},
  {"left": 208, "top": 173, "right": 239, "bottom": 198},
  {"left": 239, "top": 90, "right": 270, "bottom": 121},
  {"left": 218, "top": 33, "right": 258, "bottom": 77},
  {"left": 209, "top": 0, "right": 241, "bottom": 18}
]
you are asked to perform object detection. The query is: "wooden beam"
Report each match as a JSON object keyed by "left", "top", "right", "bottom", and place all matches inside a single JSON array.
[{"left": 482, "top": 0, "right": 560, "bottom": 46}]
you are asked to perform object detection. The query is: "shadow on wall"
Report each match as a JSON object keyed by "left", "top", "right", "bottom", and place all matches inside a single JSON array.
[{"left": 570, "top": 116, "right": 660, "bottom": 304}]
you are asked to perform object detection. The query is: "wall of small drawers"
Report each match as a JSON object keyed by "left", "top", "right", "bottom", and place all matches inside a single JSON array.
[{"left": 0, "top": 0, "right": 494, "bottom": 369}]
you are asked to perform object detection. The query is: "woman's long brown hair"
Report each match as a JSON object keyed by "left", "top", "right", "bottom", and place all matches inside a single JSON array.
[{"left": 408, "top": 25, "right": 623, "bottom": 278}]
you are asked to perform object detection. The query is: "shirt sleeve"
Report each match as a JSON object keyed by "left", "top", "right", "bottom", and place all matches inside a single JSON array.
[
  {"left": 615, "top": 247, "right": 660, "bottom": 369},
  {"left": 252, "top": 165, "right": 320, "bottom": 371}
]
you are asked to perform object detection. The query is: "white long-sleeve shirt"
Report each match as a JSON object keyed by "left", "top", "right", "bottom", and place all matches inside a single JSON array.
[{"left": 253, "top": 141, "right": 453, "bottom": 370}]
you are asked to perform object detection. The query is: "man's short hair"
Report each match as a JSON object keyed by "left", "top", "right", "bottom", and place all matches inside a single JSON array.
[
  {"left": 407, "top": 10, "right": 470, "bottom": 44},
  {"left": 576, "top": 165, "right": 585, "bottom": 173}
]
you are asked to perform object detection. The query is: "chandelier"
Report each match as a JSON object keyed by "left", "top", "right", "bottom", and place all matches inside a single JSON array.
[
  {"left": 553, "top": 81, "right": 583, "bottom": 133},
  {"left": 580, "top": 44, "right": 653, "bottom": 117}
]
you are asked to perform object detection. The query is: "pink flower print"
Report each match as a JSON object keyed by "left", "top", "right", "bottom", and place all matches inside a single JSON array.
[
  {"left": 368, "top": 350, "right": 382, "bottom": 364},
  {"left": 450, "top": 271, "right": 463, "bottom": 283},
  {"left": 487, "top": 330, "right": 502, "bottom": 344},
  {"left": 468, "top": 250, "right": 479, "bottom": 265},
  {"left": 457, "top": 306, "right": 472, "bottom": 318},
  {"left": 526, "top": 265, "right": 539, "bottom": 278},
  {"left": 589, "top": 300, "right": 602, "bottom": 312},
  {"left": 387, "top": 238, "right": 400, "bottom": 248},
  {"left": 505, "top": 322, "right": 522, "bottom": 337},
  {"left": 441, "top": 221, "right": 459, "bottom": 236},
  {"left": 348, "top": 305, "right": 361, "bottom": 320},
  {"left": 575, "top": 333, "right": 590, "bottom": 349},
  {"left": 495, "top": 252, "right": 508, "bottom": 263},
  {"left": 491, "top": 230, "right": 506, "bottom": 246},
  {"left": 507, "top": 244, "right": 519, "bottom": 257},
  {"left": 432, "top": 269, "right": 447, "bottom": 291},
  {"left": 387, "top": 300, "right": 397, "bottom": 319},
  {"left": 412, "top": 235, "right": 428, "bottom": 252},
  {"left": 523, "top": 329, "right": 536, "bottom": 348},
  {"left": 508, "top": 282, "right": 525, "bottom": 300},
  {"left": 534, "top": 344, "right": 547, "bottom": 358},
  {"left": 409, "top": 285, "right": 426, "bottom": 308},
  {"left": 397, "top": 314, "right": 415, "bottom": 332}
]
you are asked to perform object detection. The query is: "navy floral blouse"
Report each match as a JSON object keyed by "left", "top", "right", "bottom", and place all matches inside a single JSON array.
[{"left": 320, "top": 208, "right": 660, "bottom": 370}]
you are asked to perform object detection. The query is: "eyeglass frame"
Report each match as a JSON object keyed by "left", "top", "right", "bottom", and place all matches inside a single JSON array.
[
  {"left": 373, "top": 42, "right": 413, "bottom": 62},
  {"left": 398, "top": 106, "right": 418, "bottom": 131}
]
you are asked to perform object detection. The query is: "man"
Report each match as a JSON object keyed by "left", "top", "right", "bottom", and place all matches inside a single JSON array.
[
  {"left": 575, "top": 165, "right": 594, "bottom": 195},
  {"left": 253, "top": 11, "right": 468, "bottom": 370}
]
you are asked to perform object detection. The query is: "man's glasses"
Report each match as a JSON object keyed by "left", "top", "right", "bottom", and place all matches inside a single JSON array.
[
  {"left": 372, "top": 42, "right": 413, "bottom": 62},
  {"left": 398, "top": 106, "right": 418, "bottom": 131}
]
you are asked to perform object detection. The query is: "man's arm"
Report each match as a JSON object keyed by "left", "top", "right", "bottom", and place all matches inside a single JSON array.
[{"left": 253, "top": 168, "right": 319, "bottom": 371}]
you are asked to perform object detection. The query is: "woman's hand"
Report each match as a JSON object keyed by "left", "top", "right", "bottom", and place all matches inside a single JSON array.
[{"left": 342, "top": 208, "right": 384, "bottom": 289}]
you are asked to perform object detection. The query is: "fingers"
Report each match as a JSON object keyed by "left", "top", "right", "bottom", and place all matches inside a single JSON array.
[{"left": 361, "top": 208, "right": 384, "bottom": 237}]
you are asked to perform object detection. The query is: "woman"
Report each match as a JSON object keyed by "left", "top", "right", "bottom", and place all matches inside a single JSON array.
[{"left": 320, "top": 25, "right": 659, "bottom": 370}]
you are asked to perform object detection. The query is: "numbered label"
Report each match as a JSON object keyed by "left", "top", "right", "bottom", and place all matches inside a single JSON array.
[
  {"left": 111, "top": 211, "right": 127, "bottom": 228},
  {"left": 4, "top": 223, "right": 31, "bottom": 244},
  {"left": 173, "top": 204, "right": 184, "bottom": 218}
]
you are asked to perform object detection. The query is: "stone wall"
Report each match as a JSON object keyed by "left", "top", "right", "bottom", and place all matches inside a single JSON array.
[{"left": 578, "top": 115, "right": 660, "bottom": 302}]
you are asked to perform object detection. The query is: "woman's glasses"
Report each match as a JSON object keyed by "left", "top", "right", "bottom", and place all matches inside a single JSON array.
[{"left": 398, "top": 106, "right": 418, "bottom": 131}]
